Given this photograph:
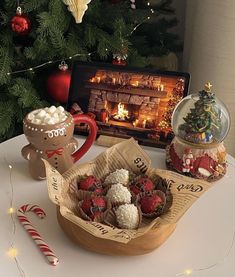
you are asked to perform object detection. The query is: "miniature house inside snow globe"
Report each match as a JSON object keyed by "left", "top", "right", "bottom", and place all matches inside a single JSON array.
[{"left": 166, "top": 82, "right": 230, "bottom": 181}]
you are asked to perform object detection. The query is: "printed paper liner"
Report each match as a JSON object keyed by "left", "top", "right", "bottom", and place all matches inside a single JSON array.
[{"left": 43, "top": 138, "right": 213, "bottom": 244}]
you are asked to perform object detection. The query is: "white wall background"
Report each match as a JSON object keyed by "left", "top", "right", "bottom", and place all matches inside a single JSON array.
[{"left": 183, "top": 0, "right": 235, "bottom": 156}]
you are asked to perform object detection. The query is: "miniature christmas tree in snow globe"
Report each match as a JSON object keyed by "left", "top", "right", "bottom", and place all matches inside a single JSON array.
[
  {"left": 177, "top": 82, "right": 224, "bottom": 144},
  {"left": 166, "top": 82, "right": 230, "bottom": 182}
]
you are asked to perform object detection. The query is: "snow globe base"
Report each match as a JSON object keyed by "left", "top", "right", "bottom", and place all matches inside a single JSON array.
[{"left": 166, "top": 137, "right": 227, "bottom": 182}]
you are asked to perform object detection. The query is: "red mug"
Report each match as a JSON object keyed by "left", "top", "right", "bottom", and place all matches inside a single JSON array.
[{"left": 22, "top": 110, "right": 97, "bottom": 180}]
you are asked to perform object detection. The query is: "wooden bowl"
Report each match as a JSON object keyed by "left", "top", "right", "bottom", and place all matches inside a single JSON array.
[{"left": 57, "top": 208, "right": 176, "bottom": 256}]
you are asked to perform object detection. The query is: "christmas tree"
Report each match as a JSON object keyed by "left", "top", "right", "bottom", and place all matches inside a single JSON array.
[
  {"left": 0, "top": 0, "right": 181, "bottom": 141},
  {"left": 132, "top": 0, "right": 182, "bottom": 58},
  {"left": 179, "top": 82, "right": 221, "bottom": 144}
]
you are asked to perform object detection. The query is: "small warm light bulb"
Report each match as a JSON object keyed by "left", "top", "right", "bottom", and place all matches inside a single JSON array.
[
  {"left": 7, "top": 72, "right": 11, "bottom": 76},
  {"left": 29, "top": 68, "right": 33, "bottom": 71},
  {"left": 8, "top": 207, "right": 15, "bottom": 214},
  {"left": 9, "top": 165, "right": 12, "bottom": 169},
  {"left": 7, "top": 247, "right": 18, "bottom": 258},
  {"left": 69, "top": 56, "right": 72, "bottom": 59},
  {"left": 147, "top": 2, "right": 150, "bottom": 6},
  {"left": 147, "top": 16, "right": 150, "bottom": 20},
  {"left": 184, "top": 269, "right": 193, "bottom": 275}
]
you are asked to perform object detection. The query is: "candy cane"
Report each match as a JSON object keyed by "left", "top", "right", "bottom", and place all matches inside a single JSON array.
[{"left": 17, "top": 204, "right": 59, "bottom": 266}]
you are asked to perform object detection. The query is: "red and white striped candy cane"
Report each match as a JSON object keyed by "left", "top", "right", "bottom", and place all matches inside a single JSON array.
[{"left": 17, "top": 204, "right": 59, "bottom": 266}]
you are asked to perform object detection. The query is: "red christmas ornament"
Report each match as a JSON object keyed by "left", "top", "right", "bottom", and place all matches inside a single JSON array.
[
  {"left": 47, "top": 61, "right": 71, "bottom": 103},
  {"left": 112, "top": 53, "right": 127, "bottom": 66},
  {"left": 11, "top": 7, "right": 31, "bottom": 36},
  {"left": 112, "top": 58, "right": 127, "bottom": 66}
]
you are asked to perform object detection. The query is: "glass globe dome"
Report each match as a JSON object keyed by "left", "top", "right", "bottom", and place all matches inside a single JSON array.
[{"left": 172, "top": 83, "right": 230, "bottom": 145}]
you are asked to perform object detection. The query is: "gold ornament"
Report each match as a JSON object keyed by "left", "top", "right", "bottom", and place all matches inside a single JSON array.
[
  {"left": 204, "top": 82, "right": 212, "bottom": 92},
  {"left": 63, "top": 0, "right": 91, "bottom": 23}
]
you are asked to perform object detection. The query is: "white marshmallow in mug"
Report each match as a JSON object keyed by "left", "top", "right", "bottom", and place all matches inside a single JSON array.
[
  {"left": 42, "top": 114, "right": 51, "bottom": 122},
  {"left": 27, "top": 106, "right": 68, "bottom": 125},
  {"left": 53, "top": 112, "right": 59, "bottom": 118},
  {"left": 47, "top": 118, "right": 56, "bottom": 125},
  {"left": 48, "top": 106, "right": 57, "bottom": 114},
  {"left": 32, "top": 119, "right": 42, "bottom": 124},
  {"left": 37, "top": 109, "right": 46, "bottom": 118},
  {"left": 28, "top": 113, "right": 35, "bottom": 120},
  {"left": 57, "top": 106, "right": 64, "bottom": 113}
]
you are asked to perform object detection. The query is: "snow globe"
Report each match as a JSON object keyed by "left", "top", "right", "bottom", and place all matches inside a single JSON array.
[{"left": 166, "top": 82, "right": 230, "bottom": 181}]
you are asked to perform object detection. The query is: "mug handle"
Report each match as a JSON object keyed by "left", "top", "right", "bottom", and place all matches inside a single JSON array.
[{"left": 71, "top": 114, "right": 97, "bottom": 163}]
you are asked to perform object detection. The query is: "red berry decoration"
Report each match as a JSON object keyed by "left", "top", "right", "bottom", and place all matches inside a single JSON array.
[
  {"left": 11, "top": 7, "right": 31, "bottom": 36},
  {"left": 78, "top": 175, "right": 103, "bottom": 194},
  {"left": 81, "top": 196, "right": 107, "bottom": 220},
  {"left": 47, "top": 61, "right": 71, "bottom": 103},
  {"left": 130, "top": 176, "right": 155, "bottom": 195},
  {"left": 140, "top": 194, "right": 163, "bottom": 215}
]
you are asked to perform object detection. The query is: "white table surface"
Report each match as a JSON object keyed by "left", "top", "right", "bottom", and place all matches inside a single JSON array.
[{"left": 1, "top": 135, "right": 235, "bottom": 277}]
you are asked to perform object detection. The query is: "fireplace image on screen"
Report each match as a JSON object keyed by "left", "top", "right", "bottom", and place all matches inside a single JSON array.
[
  {"left": 86, "top": 71, "right": 187, "bottom": 147},
  {"left": 68, "top": 63, "right": 189, "bottom": 148}
]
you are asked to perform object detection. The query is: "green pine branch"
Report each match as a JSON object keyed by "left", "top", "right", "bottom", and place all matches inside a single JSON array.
[
  {"left": 4, "top": 0, "right": 17, "bottom": 10},
  {"left": 22, "top": 0, "right": 48, "bottom": 12},
  {"left": 84, "top": 24, "right": 97, "bottom": 48},
  {"left": 0, "top": 9, "right": 11, "bottom": 25},
  {"left": 0, "top": 47, "right": 13, "bottom": 84},
  {"left": 0, "top": 100, "right": 15, "bottom": 136},
  {"left": 10, "top": 78, "right": 47, "bottom": 109}
]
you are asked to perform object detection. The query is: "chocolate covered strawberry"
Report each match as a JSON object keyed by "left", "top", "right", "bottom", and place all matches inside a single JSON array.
[
  {"left": 78, "top": 175, "right": 103, "bottom": 194},
  {"left": 140, "top": 194, "right": 164, "bottom": 214},
  {"left": 130, "top": 176, "right": 154, "bottom": 195},
  {"left": 81, "top": 196, "right": 107, "bottom": 220}
]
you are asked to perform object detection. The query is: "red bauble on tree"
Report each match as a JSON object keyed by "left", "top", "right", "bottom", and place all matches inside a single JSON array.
[
  {"left": 112, "top": 53, "right": 127, "bottom": 66},
  {"left": 11, "top": 6, "right": 31, "bottom": 36},
  {"left": 47, "top": 61, "right": 71, "bottom": 103}
]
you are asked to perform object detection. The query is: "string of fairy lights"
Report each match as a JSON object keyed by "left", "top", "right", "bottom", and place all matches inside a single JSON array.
[
  {"left": 7, "top": 53, "right": 93, "bottom": 76},
  {"left": 174, "top": 229, "right": 235, "bottom": 276},
  {"left": 6, "top": 1, "right": 155, "bottom": 76},
  {"left": 129, "top": 1, "right": 154, "bottom": 35},
  {"left": 4, "top": 158, "right": 26, "bottom": 277}
]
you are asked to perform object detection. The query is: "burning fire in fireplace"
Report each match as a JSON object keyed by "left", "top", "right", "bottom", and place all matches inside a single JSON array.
[{"left": 112, "top": 102, "right": 130, "bottom": 121}]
